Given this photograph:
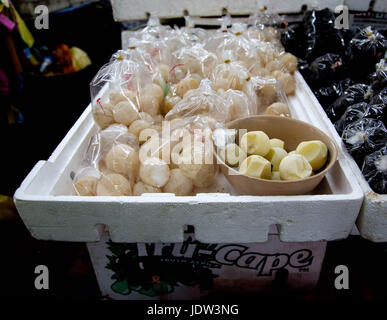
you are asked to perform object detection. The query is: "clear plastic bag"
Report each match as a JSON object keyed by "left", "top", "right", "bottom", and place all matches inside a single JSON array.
[
  {"left": 75, "top": 116, "right": 222, "bottom": 196},
  {"left": 73, "top": 167, "right": 101, "bottom": 196},
  {"left": 73, "top": 124, "right": 140, "bottom": 196},
  {"left": 169, "top": 116, "right": 219, "bottom": 189},
  {"left": 138, "top": 115, "right": 221, "bottom": 191},
  {"left": 371, "top": 58, "right": 387, "bottom": 92},
  {"left": 313, "top": 78, "right": 353, "bottom": 108},
  {"left": 213, "top": 23, "right": 261, "bottom": 72},
  {"left": 250, "top": 76, "right": 291, "bottom": 115},
  {"left": 217, "top": 88, "right": 254, "bottom": 122},
  {"left": 90, "top": 50, "right": 167, "bottom": 129},
  {"left": 171, "top": 73, "right": 201, "bottom": 98},
  {"left": 334, "top": 102, "right": 367, "bottom": 135},
  {"left": 303, "top": 9, "right": 346, "bottom": 61},
  {"left": 180, "top": 16, "right": 209, "bottom": 44},
  {"left": 125, "top": 37, "right": 173, "bottom": 74},
  {"left": 349, "top": 26, "right": 387, "bottom": 79},
  {"left": 203, "top": 15, "right": 232, "bottom": 53},
  {"left": 137, "top": 16, "right": 172, "bottom": 43},
  {"left": 246, "top": 43, "right": 297, "bottom": 94},
  {"left": 86, "top": 124, "right": 139, "bottom": 168},
  {"left": 90, "top": 51, "right": 146, "bottom": 128},
  {"left": 306, "top": 53, "right": 345, "bottom": 85},
  {"left": 247, "top": 12, "right": 283, "bottom": 47},
  {"left": 173, "top": 43, "right": 218, "bottom": 79},
  {"left": 165, "top": 79, "right": 230, "bottom": 122},
  {"left": 364, "top": 88, "right": 387, "bottom": 126},
  {"left": 280, "top": 23, "right": 305, "bottom": 57},
  {"left": 211, "top": 61, "right": 250, "bottom": 91},
  {"left": 161, "top": 27, "right": 192, "bottom": 57},
  {"left": 326, "top": 84, "right": 372, "bottom": 122},
  {"left": 362, "top": 145, "right": 387, "bottom": 194},
  {"left": 342, "top": 118, "right": 387, "bottom": 166},
  {"left": 270, "top": 69, "right": 296, "bottom": 96},
  {"left": 248, "top": 12, "right": 283, "bottom": 29}
]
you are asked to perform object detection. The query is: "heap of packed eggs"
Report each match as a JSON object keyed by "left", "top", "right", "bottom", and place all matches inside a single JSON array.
[{"left": 74, "top": 17, "right": 301, "bottom": 197}]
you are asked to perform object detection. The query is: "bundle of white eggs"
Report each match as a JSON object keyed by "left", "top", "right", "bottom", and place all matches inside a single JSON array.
[
  {"left": 74, "top": 117, "right": 218, "bottom": 196},
  {"left": 77, "top": 21, "right": 299, "bottom": 196}
]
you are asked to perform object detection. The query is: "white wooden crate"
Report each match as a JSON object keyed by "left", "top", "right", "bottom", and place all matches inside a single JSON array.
[
  {"left": 110, "top": 0, "right": 347, "bottom": 21},
  {"left": 13, "top": 0, "right": 99, "bottom": 16},
  {"left": 374, "top": 0, "right": 387, "bottom": 12},
  {"left": 13, "top": 71, "right": 364, "bottom": 243},
  {"left": 294, "top": 73, "right": 387, "bottom": 243},
  {"left": 111, "top": 0, "right": 387, "bottom": 22}
]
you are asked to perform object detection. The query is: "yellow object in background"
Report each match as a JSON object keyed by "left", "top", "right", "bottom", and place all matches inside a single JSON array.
[
  {"left": 14, "top": 9, "right": 34, "bottom": 48},
  {"left": 69, "top": 46, "right": 92, "bottom": 71},
  {"left": 0, "top": 195, "right": 18, "bottom": 221}
]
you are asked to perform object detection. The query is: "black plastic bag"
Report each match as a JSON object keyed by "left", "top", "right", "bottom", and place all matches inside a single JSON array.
[
  {"left": 303, "top": 9, "right": 346, "bottom": 61},
  {"left": 325, "top": 84, "right": 372, "bottom": 122},
  {"left": 374, "top": 87, "right": 387, "bottom": 104},
  {"left": 298, "top": 58, "right": 313, "bottom": 80},
  {"left": 349, "top": 27, "right": 387, "bottom": 79},
  {"left": 335, "top": 102, "right": 367, "bottom": 135},
  {"left": 341, "top": 29, "right": 355, "bottom": 47},
  {"left": 314, "top": 78, "right": 353, "bottom": 108},
  {"left": 342, "top": 118, "right": 387, "bottom": 166},
  {"left": 362, "top": 145, "right": 387, "bottom": 194},
  {"left": 364, "top": 88, "right": 387, "bottom": 126},
  {"left": 307, "top": 53, "right": 345, "bottom": 84},
  {"left": 280, "top": 23, "right": 305, "bottom": 57},
  {"left": 371, "top": 59, "right": 387, "bottom": 92}
]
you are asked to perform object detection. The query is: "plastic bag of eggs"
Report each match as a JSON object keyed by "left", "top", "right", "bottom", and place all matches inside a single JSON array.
[
  {"left": 211, "top": 61, "right": 250, "bottom": 91},
  {"left": 165, "top": 79, "right": 230, "bottom": 123},
  {"left": 217, "top": 88, "right": 254, "bottom": 122}
]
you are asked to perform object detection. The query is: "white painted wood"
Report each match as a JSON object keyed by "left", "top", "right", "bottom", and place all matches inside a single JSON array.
[
  {"left": 14, "top": 0, "right": 98, "bottom": 16},
  {"left": 295, "top": 73, "right": 387, "bottom": 243},
  {"left": 374, "top": 0, "right": 387, "bottom": 12},
  {"left": 13, "top": 71, "right": 364, "bottom": 243},
  {"left": 260, "top": 0, "right": 344, "bottom": 13},
  {"left": 344, "top": 0, "right": 372, "bottom": 11},
  {"left": 110, "top": 0, "right": 345, "bottom": 21}
]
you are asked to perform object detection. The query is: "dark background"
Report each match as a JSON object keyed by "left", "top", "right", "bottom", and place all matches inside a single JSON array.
[{"left": 0, "top": 0, "right": 121, "bottom": 196}]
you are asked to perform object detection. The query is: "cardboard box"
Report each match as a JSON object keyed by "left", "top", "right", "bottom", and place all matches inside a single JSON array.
[{"left": 87, "top": 232, "right": 327, "bottom": 300}]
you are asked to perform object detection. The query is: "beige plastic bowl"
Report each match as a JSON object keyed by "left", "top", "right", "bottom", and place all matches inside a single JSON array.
[{"left": 216, "top": 115, "right": 338, "bottom": 196}]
